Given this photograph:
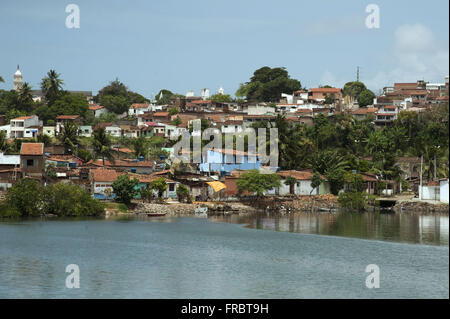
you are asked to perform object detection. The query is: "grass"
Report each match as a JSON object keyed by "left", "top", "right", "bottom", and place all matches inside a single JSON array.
[{"left": 105, "top": 202, "right": 129, "bottom": 213}]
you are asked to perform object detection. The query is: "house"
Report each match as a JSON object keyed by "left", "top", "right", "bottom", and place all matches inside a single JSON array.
[
  {"left": 87, "top": 158, "right": 155, "bottom": 174},
  {"left": 90, "top": 168, "right": 120, "bottom": 199},
  {"left": 130, "top": 173, "right": 179, "bottom": 199},
  {"left": 10, "top": 115, "right": 42, "bottom": 138},
  {"left": 46, "top": 155, "right": 84, "bottom": 169},
  {"left": 0, "top": 124, "right": 11, "bottom": 138},
  {"left": 78, "top": 125, "right": 93, "bottom": 137},
  {"left": 0, "top": 152, "right": 20, "bottom": 170},
  {"left": 440, "top": 179, "right": 449, "bottom": 204},
  {"left": 308, "top": 88, "right": 343, "bottom": 104},
  {"left": 199, "top": 149, "right": 261, "bottom": 174},
  {"left": 185, "top": 100, "right": 213, "bottom": 112},
  {"left": 89, "top": 105, "right": 108, "bottom": 117},
  {"left": 56, "top": 115, "right": 82, "bottom": 134},
  {"left": 221, "top": 120, "right": 243, "bottom": 134},
  {"left": 20, "top": 143, "right": 44, "bottom": 180},
  {"left": 128, "top": 103, "right": 152, "bottom": 117},
  {"left": 277, "top": 170, "right": 330, "bottom": 195},
  {"left": 375, "top": 105, "right": 398, "bottom": 125},
  {"left": 105, "top": 125, "right": 122, "bottom": 137},
  {"left": 43, "top": 126, "right": 56, "bottom": 137},
  {"left": 352, "top": 107, "right": 378, "bottom": 121}
]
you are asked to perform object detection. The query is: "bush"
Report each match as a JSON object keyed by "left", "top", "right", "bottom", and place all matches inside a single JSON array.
[
  {"left": 338, "top": 191, "right": 368, "bottom": 212},
  {"left": 0, "top": 180, "right": 105, "bottom": 218},
  {"left": 112, "top": 175, "right": 139, "bottom": 204},
  {"left": 176, "top": 184, "right": 191, "bottom": 203}
]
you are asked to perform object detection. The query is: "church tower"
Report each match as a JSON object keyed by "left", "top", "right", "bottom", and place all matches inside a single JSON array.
[{"left": 14, "top": 65, "right": 23, "bottom": 91}]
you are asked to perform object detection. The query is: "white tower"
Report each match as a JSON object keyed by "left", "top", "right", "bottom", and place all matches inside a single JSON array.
[
  {"left": 218, "top": 86, "right": 224, "bottom": 95},
  {"left": 14, "top": 65, "right": 23, "bottom": 91},
  {"left": 201, "top": 88, "right": 210, "bottom": 100},
  {"left": 186, "top": 90, "right": 195, "bottom": 97}
]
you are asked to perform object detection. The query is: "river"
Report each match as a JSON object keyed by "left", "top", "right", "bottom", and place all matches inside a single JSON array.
[{"left": 0, "top": 211, "right": 448, "bottom": 298}]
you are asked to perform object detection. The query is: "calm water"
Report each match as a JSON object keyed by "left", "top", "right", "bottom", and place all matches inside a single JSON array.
[{"left": 0, "top": 212, "right": 448, "bottom": 299}]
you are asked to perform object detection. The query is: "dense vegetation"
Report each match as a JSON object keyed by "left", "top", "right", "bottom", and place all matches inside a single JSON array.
[{"left": 0, "top": 179, "right": 105, "bottom": 218}]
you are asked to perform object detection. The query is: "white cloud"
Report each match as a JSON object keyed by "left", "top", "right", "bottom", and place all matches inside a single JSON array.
[
  {"left": 319, "top": 24, "right": 449, "bottom": 91},
  {"left": 365, "top": 24, "right": 449, "bottom": 90}
]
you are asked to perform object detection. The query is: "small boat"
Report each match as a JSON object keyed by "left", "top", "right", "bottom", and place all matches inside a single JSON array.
[{"left": 147, "top": 212, "right": 167, "bottom": 217}]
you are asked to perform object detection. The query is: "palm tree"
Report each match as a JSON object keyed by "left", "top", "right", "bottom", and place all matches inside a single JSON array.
[
  {"left": 17, "top": 82, "right": 34, "bottom": 112},
  {"left": 0, "top": 131, "right": 10, "bottom": 153},
  {"left": 132, "top": 136, "right": 148, "bottom": 159},
  {"left": 40, "top": 69, "right": 64, "bottom": 105},
  {"left": 93, "top": 128, "right": 114, "bottom": 166},
  {"left": 57, "top": 122, "right": 79, "bottom": 155},
  {"left": 0, "top": 76, "right": 4, "bottom": 83}
]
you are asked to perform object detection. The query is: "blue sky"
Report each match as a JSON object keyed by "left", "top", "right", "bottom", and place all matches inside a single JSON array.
[{"left": 0, "top": 0, "right": 448, "bottom": 98}]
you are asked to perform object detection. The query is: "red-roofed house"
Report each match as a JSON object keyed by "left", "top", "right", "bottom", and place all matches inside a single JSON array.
[
  {"left": 277, "top": 170, "right": 330, "bottom": 195},
  {"left": 20, "top": 143, "right": 44, "bottom": 179},
  {"left": 10, "top": 115, "right": 42, "bottom": 139},
  {"left": 308, "top": 88, "right": 343, "bottom": 103},
  {"left": 89, "top": 104, "right": 108, "bottom": 117},
  {"left": 56, "top": 115, "right": 82, "bottom": 134},
  {"left": 128, "top": 103, "right": 152, "bottom": 116}
]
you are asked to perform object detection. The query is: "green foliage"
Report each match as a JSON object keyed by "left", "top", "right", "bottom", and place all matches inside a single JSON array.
[
  {"left": 171, "top": 116, "right": 182, "bottom": 127},
  {"left": 310, "top": 172, "right": 324, "bottom": 194},
  {"left": 343, "top": 81, "right": 366, "bottom": 98},
  {"left": 100, "top": 95, "right": 129, "bottom": 114},
  {"left": 112, "top": 175, "right": 139, "bottom": 204},
  {"left": 35, "top": 93, "right": 90, "bottom": 124},
  {"left": 168, "top": 107, "right": 179, "bottom": 116},
  {"left": 40, "top": 69, "right": 64, "bottom": 105},
  {"left": 338, "top": 191, "right": 368, "bottom": 212},
  {"left": 358, "top": 89, "right": 376, "bottom": 107},
  {"left": 93, "top": 128, "right": 114, "bottom": 165},
  {"left": 155, "top": 89, "right": 173, "bottom": 105},
  {"left": 149, "top": 177, "right": 168, "bottom": 198},
  {"left": 237, "top": 169, "right": 281, "bottom": 196},
  {"left": 132, "top": 136, "right": 148, "bottom": 158},
  {"left": 57, "top": 122, "right": 79, "bottom": 154},
  {"left": 210, "top": 94, "right": 232, "bottom": 103},
  {"left": 0, "top": 179, "right": 104, "bottom": 217},
  {"left": 236, "top": 66, "right": 301, "bottom": 102},
  {"left": 176, "top": 184, "right": 191, "bottom": 203}
]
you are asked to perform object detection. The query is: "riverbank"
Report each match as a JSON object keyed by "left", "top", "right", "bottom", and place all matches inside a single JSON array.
[{"left": 393, "top": 199, "right": 449, "bottom": 214}]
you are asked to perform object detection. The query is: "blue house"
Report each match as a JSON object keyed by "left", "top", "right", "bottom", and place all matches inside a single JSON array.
[{"left": 199, "top": 149, "right": 261, "bottom": 174}]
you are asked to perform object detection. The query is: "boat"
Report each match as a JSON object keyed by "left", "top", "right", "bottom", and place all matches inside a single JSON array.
[{"left": 147, "top": 212, "right": 167, "bottom": 217}]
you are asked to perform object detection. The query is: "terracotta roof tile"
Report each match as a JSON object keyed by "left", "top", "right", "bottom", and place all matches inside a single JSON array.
[{"left": 20, "top": 143, "right": 44, "bottom": 156}]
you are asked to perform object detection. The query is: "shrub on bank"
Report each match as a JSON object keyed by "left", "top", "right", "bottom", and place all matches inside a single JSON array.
[{"left": 0, "top": 179, "right": 104, "bottom": 218}]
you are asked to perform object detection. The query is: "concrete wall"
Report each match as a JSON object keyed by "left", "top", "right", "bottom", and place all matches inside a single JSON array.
[{"left": 440, "top": 180, "right": 449, "bottom": 204}]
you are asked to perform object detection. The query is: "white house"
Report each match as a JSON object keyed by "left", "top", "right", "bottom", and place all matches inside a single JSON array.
[
  {"left": 78, "top": 125, "right": 93, "bottom": 137},
  {"left": 277, "top": 170, "right": 330, "bottom": 196},
  {"left": 0, "top": 125, "right": 11, "bottom": 138},
  {"left": 128, "top": 103, "right": 152, "bottom": 116},
  {"left": 89, "top": 105, "right": 108, "bottom": 118},
  {"left": 43, "top": 126, "right": 56, "bottom": 137},
  {"left": 105, "top": 125, "right": 121, "bottom": 137},
  {"left": 10, "top": 115, "right": 42, "bottom": 138},
  {"left": 440, "top": 179, "right": 449, "bottom": 204}
]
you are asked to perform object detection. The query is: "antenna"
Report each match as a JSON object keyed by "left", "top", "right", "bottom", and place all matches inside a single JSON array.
[{"left": 356, "top": 66, "right": 360, "bottom": 82}]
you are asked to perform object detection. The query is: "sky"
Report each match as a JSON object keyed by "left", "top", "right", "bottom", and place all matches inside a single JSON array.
[{"left": 0, "top": 0, "right": 448, "bottom": 98}]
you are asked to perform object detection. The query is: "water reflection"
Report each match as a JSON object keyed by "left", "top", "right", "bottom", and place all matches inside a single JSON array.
[{"left": 210, "top": 211, "right": 449, "bottom": 246}]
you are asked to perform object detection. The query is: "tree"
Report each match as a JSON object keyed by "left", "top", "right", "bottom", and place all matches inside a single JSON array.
[
  {"left": 100, "top": 95, "right": 129, "bottom": 114},
  {"left": 149, "top": 177, "right": 168, "bottom": 199},
  {"left": 17, "top": 82, "right": 34, "bottom": 112},
  {"left": 171, "top": 116, "right": 182, "bottom": 127},
  {"left": 155, "top": 89, "right": 173, "bottom": 105},
  {"left": 112, "top": 175, "right": 139, "bottom": 205},
  {"left": 40, "top": 69, "right": 64, "bottom": 105},
  {"left": 168, "top": 107, "right": 179, "bottom": 116},
  {"left": 310, "top": 172, "right": 324, "bottom": 195},
  {"left": 0, "top": 131, "right": 10, "bottom": 152},
  {"left": 57, "top": 121, "right": 79, "bottom": 155},
  {"left": 237, "top": 169, "right": 281, "bottom": 196},
  {"left": 358, "top": 89, "right": 376, "bottom": 107},
  {"left": 0, "top": 76, "right": 4, "bottom": 83},
  {"left": 284, "top": 176, "right": 297, "bottom": 195},
  {"left": 0, "top": 179, "right": 43, "bottom": 217},
  {"left": 236, "top": 67, "right": 302, "bottom": 102},
  {"left": 92, "top": 128, "right": 114, "bottom": 165},
  {"left": 343, "top": 81, "right": 366, "bottom": 98},
  {"left": 132, "top": 136, "right": 148, "bottom": 158},
  {"left": 176, "top": 184, "right": 191, "bottom": 203},
  {"left": 210, "top": 94, "right": 232, "bottom": 103}
]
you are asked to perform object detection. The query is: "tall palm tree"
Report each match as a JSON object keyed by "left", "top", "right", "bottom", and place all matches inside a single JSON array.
[
  {"left": 40, "top": 69, "right": 64, "bottom": 105},
  {"left": 57, "top": 122, "right": 79, "bottom": 155},
  {"left": 17, "top": 82, "right": 34, "bottom": 112},
  {"left": 93, "top": 128, "right": 115, "bottom": 166}
]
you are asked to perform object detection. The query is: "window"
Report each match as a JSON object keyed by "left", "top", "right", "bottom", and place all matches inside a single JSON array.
[
  {"left": 169, "top": 183, "right": 175, "bottom": 192},
  {"left": 26, "top": 159, "right": 34, "bottom": 167}
]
